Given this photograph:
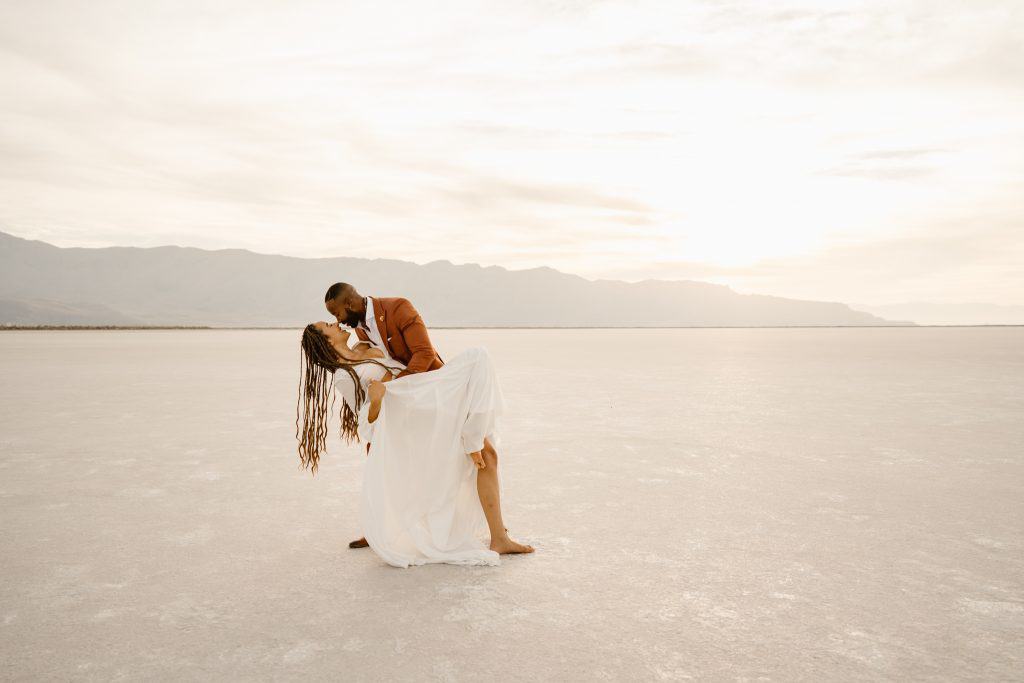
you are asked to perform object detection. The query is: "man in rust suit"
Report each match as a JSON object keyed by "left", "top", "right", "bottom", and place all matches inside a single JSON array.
[
  {"left": 325, "top": 282, "right": 443, "bottom": 379},
  {"left": 324, "top": 282, "right": 502, "bottom": 550}
]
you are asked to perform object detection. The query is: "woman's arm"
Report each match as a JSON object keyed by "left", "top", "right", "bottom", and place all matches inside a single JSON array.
[{"left": 366, "top": 372, "right": 393, "bottom": 423}]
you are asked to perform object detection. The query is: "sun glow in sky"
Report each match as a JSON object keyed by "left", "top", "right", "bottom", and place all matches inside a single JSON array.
[{"left": 1, "top": 0, "right": 1022, "bottom": 305}]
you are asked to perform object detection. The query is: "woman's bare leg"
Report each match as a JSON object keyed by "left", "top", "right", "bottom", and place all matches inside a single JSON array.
[{"left": 470, "top": 437, "right": 534, "bottom": 554}]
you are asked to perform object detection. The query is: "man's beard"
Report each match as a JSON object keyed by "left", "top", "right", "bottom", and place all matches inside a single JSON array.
[{"left": 343, "top": 308, "right": 364, "bottom": 328}]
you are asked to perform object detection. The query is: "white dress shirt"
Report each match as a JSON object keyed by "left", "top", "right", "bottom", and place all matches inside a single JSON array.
[{"left": 359, "top": 297, "right": 388, "bottom": 354}]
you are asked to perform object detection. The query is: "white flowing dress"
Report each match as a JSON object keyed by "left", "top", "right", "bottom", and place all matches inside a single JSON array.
[{"left": 332, "top": 345, "right": 506, "bottom": 568}]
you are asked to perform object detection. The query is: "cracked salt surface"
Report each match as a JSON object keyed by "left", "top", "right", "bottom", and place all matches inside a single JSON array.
[{"left": 0, "top": 327, "right": 1021, "bottom": 679}]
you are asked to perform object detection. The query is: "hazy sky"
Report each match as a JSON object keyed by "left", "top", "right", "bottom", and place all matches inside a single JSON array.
[{"left": 1, "top": 0, "right": 1021, "bottom": 305}]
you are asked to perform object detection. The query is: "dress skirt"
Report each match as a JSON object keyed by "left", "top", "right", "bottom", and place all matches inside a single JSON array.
[{"left": 356, "top": 347, "right": 506, "bottom": 567}]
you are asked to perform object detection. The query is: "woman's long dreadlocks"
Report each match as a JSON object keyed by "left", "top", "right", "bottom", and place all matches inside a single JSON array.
[{"left": 296, "top": 324, "right": 394, "bottom": 475}]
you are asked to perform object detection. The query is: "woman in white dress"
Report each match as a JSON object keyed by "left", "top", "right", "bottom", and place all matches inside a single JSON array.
[{"left": 296, "top": 320, "right": 534, "bottom": 567}]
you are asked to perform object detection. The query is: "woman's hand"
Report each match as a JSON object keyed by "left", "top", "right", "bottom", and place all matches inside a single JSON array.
[
  {"left": 467, "top": 450, "right": 486, "bottom": 469},
  {"left": 368, "top": 379, "right": 387, "bottom": 404},
  {"left": 367, "top": 379, "right": 387, "bottom": 423}
]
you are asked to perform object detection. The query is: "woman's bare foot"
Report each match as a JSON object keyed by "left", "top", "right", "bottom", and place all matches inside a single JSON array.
[{"left": 490, "top": 535, "right": 535, "bottom": 554}]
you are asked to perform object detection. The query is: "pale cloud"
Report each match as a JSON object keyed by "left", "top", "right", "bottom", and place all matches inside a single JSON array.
[
  {"left": 0, "top": 0, "right": 1021, "bottom": 304},
  {"left": 822, "top": 148, "right": 947, "bottom": 178},
  {"left": 855, "top": 149, "right": 946, "bottom": 160}
]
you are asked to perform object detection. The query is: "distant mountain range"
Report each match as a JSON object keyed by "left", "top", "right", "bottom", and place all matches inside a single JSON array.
[
  {"left": 854, "top": 302, "right": 1024, "bottom": 326},
  {"left": 0, "top": 230, "right": 906, "bottom": 327}
]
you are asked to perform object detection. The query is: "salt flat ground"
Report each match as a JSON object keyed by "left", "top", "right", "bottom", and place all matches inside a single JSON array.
[{"left": 1, "top": 328, "right": 1022, "bottom": 681}]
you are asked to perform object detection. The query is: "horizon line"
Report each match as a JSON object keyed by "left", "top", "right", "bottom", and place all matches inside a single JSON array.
[{"left": 4, "top": 324, "right": 1024, "bottom": 331}]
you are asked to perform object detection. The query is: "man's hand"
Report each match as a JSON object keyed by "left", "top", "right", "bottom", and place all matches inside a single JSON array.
[{"left": 467, "top": 450, "right": 486, "bottom": 469}]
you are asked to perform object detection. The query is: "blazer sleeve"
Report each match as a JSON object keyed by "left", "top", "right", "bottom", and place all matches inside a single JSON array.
[{"left": 393, "top": 298, "right": 437, "bottom": 378}]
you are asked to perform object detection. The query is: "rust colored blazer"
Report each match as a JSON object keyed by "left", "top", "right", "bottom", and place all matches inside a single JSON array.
[{"left": 354, "top": 297, "right": 444, "bottom": 378}]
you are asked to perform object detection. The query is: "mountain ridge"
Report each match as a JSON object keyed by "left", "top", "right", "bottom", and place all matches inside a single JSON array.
[{"left": 0, "top": 230, "right": 905, "bottom": 327}]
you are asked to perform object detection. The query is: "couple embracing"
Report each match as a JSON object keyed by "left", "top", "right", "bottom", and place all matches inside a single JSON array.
[{"left": 295, "top": 283, "right": 534, "bottom": 568}]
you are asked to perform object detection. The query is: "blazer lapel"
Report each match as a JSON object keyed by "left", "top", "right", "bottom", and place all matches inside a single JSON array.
[{"left": 371, "top": 297, "right": 388, "bottom": 347}]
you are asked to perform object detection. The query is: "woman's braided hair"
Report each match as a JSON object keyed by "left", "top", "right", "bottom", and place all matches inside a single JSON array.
[{"left": 296, "top": 324, "right": 393, "bottom": 475}]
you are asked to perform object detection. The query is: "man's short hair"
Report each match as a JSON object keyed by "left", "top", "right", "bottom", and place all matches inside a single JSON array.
[{"left": 325, "top": 282, "right": 354, "bottom": 303}]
